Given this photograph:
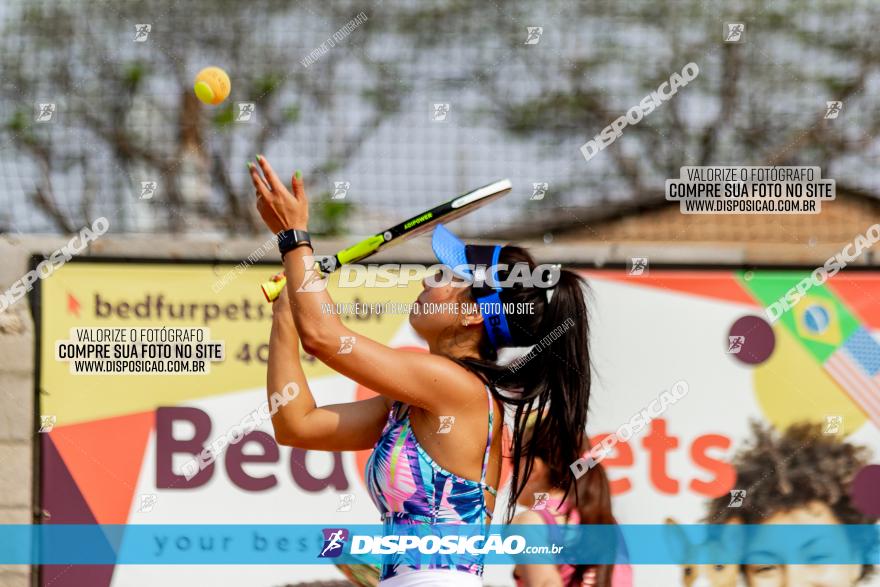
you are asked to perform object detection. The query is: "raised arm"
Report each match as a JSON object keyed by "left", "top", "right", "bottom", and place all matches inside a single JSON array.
[
  {"left": 266, "top": 280, "right": 390, "bottom": 451},
  {"left": 250, "top": 157, "right": 484, "bottom": 414}
]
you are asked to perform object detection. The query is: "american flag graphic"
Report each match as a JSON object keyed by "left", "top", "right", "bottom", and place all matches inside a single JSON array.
[{"left": 823, "top": 327, "right": 880, "bottom": 427}]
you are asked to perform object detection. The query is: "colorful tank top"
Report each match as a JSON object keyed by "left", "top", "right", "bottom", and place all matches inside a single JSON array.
[{"left": 364, "top": 387, "right": 497, "bottom": 580}]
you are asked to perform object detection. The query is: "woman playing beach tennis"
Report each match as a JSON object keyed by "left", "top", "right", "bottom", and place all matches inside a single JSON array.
[{"left": 250, "top": 157, "right": 593, "bottom": 587}]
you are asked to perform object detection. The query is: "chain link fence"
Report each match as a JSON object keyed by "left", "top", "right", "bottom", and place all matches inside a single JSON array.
[{"left": 1, "top": 0, "right": 878, "bottom": 239}]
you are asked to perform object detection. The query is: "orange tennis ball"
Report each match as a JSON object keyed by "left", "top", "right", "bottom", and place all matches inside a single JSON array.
[{"left": 193, "top": 66, "right": 231, "bottom": 105}]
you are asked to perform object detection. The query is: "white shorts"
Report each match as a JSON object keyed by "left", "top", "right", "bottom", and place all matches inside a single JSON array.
[{"left": 378, "top": 569, "right": 483, "bottom": 587}]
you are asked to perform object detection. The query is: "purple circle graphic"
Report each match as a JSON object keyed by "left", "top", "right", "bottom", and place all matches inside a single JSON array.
[
  {"left": 727, "top": 315, "right": 775, "bottom": 365},
  {"left": 851, "top": 464, "right": 880, "bottom": 518}
]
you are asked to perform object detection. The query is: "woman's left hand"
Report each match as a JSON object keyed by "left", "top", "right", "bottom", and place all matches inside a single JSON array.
[
  {"left": 249, "top": 155, "right": 309, "bottom": 233},
  {"left": 270, "top": 273, "right": 293, "bottom": 321}
]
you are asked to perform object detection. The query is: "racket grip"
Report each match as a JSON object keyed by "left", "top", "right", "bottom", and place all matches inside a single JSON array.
[
  {"left": 261, "top": 274, "right": 287, "bottom": 302},
  {"left": 337, "top": 234, "right": 385, "bottom": 265},
  {"left": 259, "top": 252, "right": 342, "bottom": 302}
]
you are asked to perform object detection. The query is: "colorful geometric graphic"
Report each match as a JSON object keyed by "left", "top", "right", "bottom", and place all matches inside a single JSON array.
[
  {"left": 793, "top": 296, "right": 842, "bottom": 346},
  {"left": 851, "top": 464, "right": 880, "bottom": 517},
  {"left": 825, "top": 327, "right": 880, "bottom": 427},
  {"left": 36, "top": 264, "right": 879, "bottom": 587},
  {"left": 751, "top": 324, "right": 868, "bottom": 433},
  {"left": 739, "top": 271, "right": 880, "bottom": 428},
  {"left": 727, "top": 315, "right": 775, "bottom": 365}
]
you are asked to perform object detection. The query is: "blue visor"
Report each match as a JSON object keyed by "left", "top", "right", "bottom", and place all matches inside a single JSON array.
[
  {"left": 430, "top": 224, "right": 514, "bottom": 348},
  {"left": 431, "top": 224, "right": 471, "bottom": 279}
]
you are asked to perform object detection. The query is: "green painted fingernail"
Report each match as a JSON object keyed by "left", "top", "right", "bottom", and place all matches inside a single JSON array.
[
  {"left": 256, "top": 154, "right": 263, "bottom": 161},
  {"left": 295, "top": 170, "right": 302, "bottom": 179},
  {"left": 247, "top": 162, "right": 254, "bottom": 169}
]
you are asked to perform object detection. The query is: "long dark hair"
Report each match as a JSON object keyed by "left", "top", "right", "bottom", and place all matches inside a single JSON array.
[{"left": 449, "top": 246, "right": 592, "bottom": 524}]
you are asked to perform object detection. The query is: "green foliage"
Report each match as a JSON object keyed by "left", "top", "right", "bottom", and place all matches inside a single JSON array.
[
  {"left": 7, "top": 109, "right": 29, "bottom": 134},
  {"left": 212, "top": 103, "right": 236, "bottom": 127},
  {"left": 0, "top": 0, "right": 406, "bottom": 233},
  {"left": 282, "top": 105, "right": 300, "bottom": 124},
  {"left": 310, "top": 193, "right": 354, "bottom": 236},
  {"left": 253, "top": 74, "right": 285, "bottom": 101},
  {"left": 122, "top": 63, "right": 147, "bottom": 91}
]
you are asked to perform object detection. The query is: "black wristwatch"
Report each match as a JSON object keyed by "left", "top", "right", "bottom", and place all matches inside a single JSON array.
[{"left": 277, "top": 229, "right": 312, "bottom": 259}]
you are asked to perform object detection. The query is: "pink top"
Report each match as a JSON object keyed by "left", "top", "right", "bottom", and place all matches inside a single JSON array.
[{"left": 513, "top": 499, "right": 633, "bottom": 587}]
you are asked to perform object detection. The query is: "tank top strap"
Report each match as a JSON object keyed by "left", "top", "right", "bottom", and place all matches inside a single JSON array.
[
  {"left": 390, "top": 400, "right": 409, "bottom": 421},
  {"left": 479, "top": 385, "right": 495, "bottom": 487}
]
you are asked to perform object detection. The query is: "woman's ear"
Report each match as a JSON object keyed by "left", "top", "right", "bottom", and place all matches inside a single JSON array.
[{"left": 457, "top": 295, "right": 484, "bottom": 327}]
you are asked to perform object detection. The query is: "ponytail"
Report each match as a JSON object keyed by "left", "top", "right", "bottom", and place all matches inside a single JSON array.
[
  {"left": 518, "top": 269, "right": 591, "bottom": 509},
  {"left": 452, "top": 246, "right": 593, "bottom": 524}
]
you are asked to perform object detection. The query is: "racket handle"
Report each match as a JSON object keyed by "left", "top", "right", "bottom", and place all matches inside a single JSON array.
[
  {"left": 337, "top": 234, "right": 385, "bottom": 265},
  {"left": 261, "top": 274, "right": 287, "bottom": 302},
  {"left": 260, "top": 252, "right": 338, "bottom": 302},
  {"left": 259, "top": 239, "right": 371, "bottom": 303}
]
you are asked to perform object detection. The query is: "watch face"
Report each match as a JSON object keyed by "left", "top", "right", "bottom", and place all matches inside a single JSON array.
[{"left": 278, "top": 230, "right": 310, "bottom": 256}]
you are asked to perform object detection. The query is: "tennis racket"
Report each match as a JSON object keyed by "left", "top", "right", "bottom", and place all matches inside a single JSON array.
[{"left": 261, "top": 178, "right": 513, "bottom": 301}]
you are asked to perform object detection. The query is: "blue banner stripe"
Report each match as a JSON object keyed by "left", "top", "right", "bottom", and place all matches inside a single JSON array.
[{"left": 0, "top": 524, "right": 877, "bottom": 565}]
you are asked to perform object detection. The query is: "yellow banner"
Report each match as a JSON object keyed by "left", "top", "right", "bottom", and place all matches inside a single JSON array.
[{"left": 39, "top": 261, "right": 421, "bottom": 425}]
